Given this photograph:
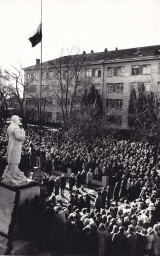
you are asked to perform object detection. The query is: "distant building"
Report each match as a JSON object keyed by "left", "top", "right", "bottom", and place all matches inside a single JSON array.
[{"left": 23, "top": 45, "right": 160, "bottom": 129}]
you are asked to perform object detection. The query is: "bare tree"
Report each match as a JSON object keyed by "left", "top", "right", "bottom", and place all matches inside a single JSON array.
[
  {"left": 0, "top": 69, "right": 12, "bottom": 131},
  {"left": 44, "top": 50, "right": 87, "bottom": 129},
  {"left": 5, "top": 65, "right": 40, "bottom": 127}
]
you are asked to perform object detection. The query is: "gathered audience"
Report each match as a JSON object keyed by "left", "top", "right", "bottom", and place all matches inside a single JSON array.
[{"left": 0, "top": 125, "right": 160, "bottom": 255}]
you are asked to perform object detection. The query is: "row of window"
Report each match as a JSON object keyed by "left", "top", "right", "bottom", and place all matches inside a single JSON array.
[
  {"left": 85, "top": 68, "right": 101, "bottom": 78},
  {"left": 26, "top": 84, "right": 72, "bottom": 94},
  {"left": 106, "top": 67, "right": 125, "bottom": 76},
  {"left": 106, "top": 83, "right": 123, "bottom": 93},
  {"left": 26, "top": 62, "right": 160, "bottom": 81},
  {"left": 26, "top": 80, "right": 160, "bottom": 97},
  {"left": 85, "top": 64, "right": 157, "bottom": 77},
  {"left": 26, "top": 98, "right": 47, "bottom": 106},
  {"left": 26, "top": 70, "right": 80, "bottom": 81},
  {"left": 84, "top": 83, "right": 124, "bottom": 93},
  {"left": 26, "top": 97, "right": 123, "bottom": 110},
  {"left": 131, "top": 64, "right": 151, "bottom": 75},
  {"left": 26, "top": 97, "right": 71, "bottom": 107},
  {"left": 31, "top": 111, "right": 62, "bottom": 121},
  {"left": 106, "top": 99, "right": 123, "bottom": 109}
]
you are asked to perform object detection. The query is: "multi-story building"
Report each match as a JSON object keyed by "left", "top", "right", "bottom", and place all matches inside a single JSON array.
[{"left": 24, "top": 45, "right": 160, "bottom": 129}]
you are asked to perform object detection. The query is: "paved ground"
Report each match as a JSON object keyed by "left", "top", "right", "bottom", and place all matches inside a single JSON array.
[{"left": 50, "top": 174, "right": 99, "bottom": 207}]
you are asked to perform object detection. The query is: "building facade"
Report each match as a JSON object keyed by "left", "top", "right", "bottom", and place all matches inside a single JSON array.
[{"left": 24, "top": 45, "right": 160, "bottom": 129}]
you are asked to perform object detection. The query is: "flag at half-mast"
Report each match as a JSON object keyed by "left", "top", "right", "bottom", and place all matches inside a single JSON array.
[{"left": 29, "top": 23, "right": 42, "bottom": 47}]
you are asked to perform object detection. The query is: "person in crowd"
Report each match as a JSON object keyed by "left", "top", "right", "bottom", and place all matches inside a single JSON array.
[
  {"left": 112, "top": 226, "right": 127, "bottom": 256},
  {"left": 60, "top": 174, "right": 66, "bottom": 196},
  {"left": 113, "top": 182, "right": 121, "bottom": 206},
  {"left": 86, "top": 168, "right": 93, "bottom": 188},
  {"left": 153, "top": 224, "right": 160, "bottom": 256},
  {"left": 85, "top": 193, "right": 91, "bottom": 213},
  {"left": 101, "top": 187, "right": 107, "bottom": 209},
  {"left": 145, "top": 227, "right": 154, "bottom": 256},
  {"left": 55, "top": 175, "right": 61, "bottom": 196},
  {"left": 136, "top": 228, "right": 148, "bottom": 256},
  {"left": 97, "top": 223, "right": 110, "bottom": 256},
  {"left": 29, "top": 142, "right": 37, "bottom": 169},
  {"left": 45, "top": 156, "right": 53, "bottom": 175},
  {"left": 46, "top": 175, "right": 55, "bottom": 197},
  {"left": 106, "top": 186, "right": 112, "bottom": 209},
  {"left": 81, "top": 169, "right": 86, "bottom": 188},
  {"left": 127, "top": 225, "right": 137, "bottom": 256},
  {"left": 76, "top": 171, "right": 82, "bottom": 191},
  {"left": 68, "top": 173, "right": 76, "bottom": 194},
  {"left": 95, "top": 191, "right": 102, "bottom": 211}
]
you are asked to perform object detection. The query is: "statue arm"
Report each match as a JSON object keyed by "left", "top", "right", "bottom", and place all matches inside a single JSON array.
[{"left": 14, "top": 128, "right": 25, "bottom": 141}]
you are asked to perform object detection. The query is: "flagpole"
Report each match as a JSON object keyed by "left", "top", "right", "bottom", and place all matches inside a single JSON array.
[{"left": 39, "top": 0, "right": 42, "bottom": 140}]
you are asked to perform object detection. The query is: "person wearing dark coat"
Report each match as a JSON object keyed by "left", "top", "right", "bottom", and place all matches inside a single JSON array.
[
  {"left": 136, "top": 230, "right": 148, "bottom": 256},
  {"left": 78, "top": 195, "right": 86, "bottom": 210},
  {"left": 63, "top": 216, "right": 81, "bottom": 254},
  {"left": 85, "top": 193, "right": 91, "bottom": 213},
  {"left": 29, "top": 143, "right": 37, "bottom": 169},
  {"left": 60, "top": 174, "right": 66, "bottom": 196},
  {"left": 76, "top": 171, "right": 82, "bottom": 190},
  {"left": 106, "top": 186, "right": 112, "bottom": 209},
  {"left": 113, "top": 182, "right": 121, "bottom": 206},
  {"left": 45, "top": 157, "right": 52, "bottom": 175},
  {"left": 80, "top": 170, "right": 86, "bottom": 188},
  {"left": 101, "top": 187, "right": 107, "bottom": 209},
  {"left": 46, "top": 175, "right": 55, "bottom": 197},
  {"left": 69, "top": 173, "right": 75, "bottom": 194},
  {"left": 95, "top": 191, "right": 102, "bottom": 211},
  {"left": 119, "top": 179, "right": 128, "bottom": 199},
  {"left": 55, "top": 176, "right": 61, "bottom": 196},
  {"left": 112, "top": 226, "right": 127, "bottom": 256}
]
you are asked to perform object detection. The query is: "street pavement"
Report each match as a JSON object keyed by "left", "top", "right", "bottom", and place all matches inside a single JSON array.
[{"left": 55, "top": 181, "right": 98, "bottom": 208}]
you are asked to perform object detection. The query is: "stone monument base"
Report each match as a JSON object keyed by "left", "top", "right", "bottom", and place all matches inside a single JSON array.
[
  {"left": 0, "top": 236, "right": 37, "bottom": 255},
  {"left": 0, "top": 181, "right": 40, "bottom": 254}
]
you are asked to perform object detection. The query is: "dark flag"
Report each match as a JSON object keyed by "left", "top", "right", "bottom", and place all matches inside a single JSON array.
[{"left": 29, "top": 24, "right": 42, "bottom": 47}]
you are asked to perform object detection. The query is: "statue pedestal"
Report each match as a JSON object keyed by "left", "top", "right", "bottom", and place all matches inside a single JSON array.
[{"left": 0, "top": 181, "right": 40, "bottom": 254}]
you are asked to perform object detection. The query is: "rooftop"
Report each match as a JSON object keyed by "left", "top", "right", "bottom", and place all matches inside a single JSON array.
[{"left": 24, "top": 45, "right": 160, "bottom": 70}]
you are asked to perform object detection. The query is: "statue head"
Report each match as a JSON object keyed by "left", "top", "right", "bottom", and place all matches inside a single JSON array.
[{"left": 11, "top": 115, "right": 21, "bottom": 124}]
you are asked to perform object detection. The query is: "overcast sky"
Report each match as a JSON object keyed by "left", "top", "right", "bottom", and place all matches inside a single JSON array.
[{"left": 0, "top": 0, "right": 159, "bottom": 69}]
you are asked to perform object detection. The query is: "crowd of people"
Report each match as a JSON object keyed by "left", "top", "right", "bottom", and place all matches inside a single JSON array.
[{"left": 1, "top": 125, "right": 160, "bottom": 255}]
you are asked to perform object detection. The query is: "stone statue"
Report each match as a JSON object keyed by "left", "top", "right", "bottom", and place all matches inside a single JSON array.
[{"left": 2, "top": 115, "right": 29, "bottom": 185}]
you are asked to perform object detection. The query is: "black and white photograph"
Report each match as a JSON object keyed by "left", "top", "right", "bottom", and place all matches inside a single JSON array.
[{"left": 0, "top": 0, "right": 160, "bottom": 255}]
